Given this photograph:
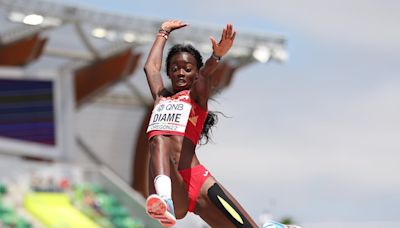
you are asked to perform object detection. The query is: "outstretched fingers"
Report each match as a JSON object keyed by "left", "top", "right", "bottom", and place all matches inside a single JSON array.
[
  {"left": 210, "top": 36, "right": 218, "bottom": 49},
  {"left": 225, "top": 24, "right": 231, "bottom": 40},
  {"left": 231, "top": 30, "right": 236, "bottom": 41},
  {"left": 211, "top": 23, "right": 236, "bottom": 57},
  {"left": 219, "top": 24, "right": 236, "bottom": 44},
  {"left": 221, "top": 27, "right": 227, "bottom": 41},
  {"left": 161, "top": 20, "right": 188, "bottom": 33},
  {"left": 171, "top": 20, "right": 188, "bottom": 30},
  {"left": 225, "top": 24, "right": 235, "bottom": 41}
]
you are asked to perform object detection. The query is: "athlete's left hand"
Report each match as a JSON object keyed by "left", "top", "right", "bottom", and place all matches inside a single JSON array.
[{"left": 210, "top": 24, "right": 236, "bottom": 58}]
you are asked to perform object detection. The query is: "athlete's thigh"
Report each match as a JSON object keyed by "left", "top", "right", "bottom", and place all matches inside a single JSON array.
[{"left": 195, "top": 177, "right": 257, "bottom": 228}]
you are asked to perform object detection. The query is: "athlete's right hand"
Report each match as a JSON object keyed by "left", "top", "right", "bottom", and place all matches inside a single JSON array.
[{"left": 160, "top": 20, "right": 188, "bottom": 33}]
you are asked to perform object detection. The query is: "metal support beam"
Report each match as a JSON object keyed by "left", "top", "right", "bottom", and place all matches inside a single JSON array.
[{"left": 0, "top": 0, "right": 287, "bottom": 64}]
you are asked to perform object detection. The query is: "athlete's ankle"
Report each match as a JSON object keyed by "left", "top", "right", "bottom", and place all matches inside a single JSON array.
[
  {"left": 163, "top": 198, "right": 175, "bottom": 215},
  {"left": 154, "top": 175, "right": 172, "bottom": 199}
]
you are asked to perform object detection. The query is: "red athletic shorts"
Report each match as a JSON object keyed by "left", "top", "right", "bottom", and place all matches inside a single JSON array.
[{"left": 178, "top": 164, "right": 212, "bottom": 212}]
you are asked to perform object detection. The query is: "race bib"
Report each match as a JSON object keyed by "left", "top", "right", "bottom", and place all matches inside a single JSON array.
[{"left": 147, "top": 100, "right": 191, "bottom": 133}]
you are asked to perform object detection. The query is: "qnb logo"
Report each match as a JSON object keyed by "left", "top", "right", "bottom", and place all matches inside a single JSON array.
[{"left": 157, "top": 104, "right": 165, "bottom": 112}]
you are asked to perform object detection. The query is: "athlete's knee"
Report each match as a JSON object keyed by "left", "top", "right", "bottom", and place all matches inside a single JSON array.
[
  {"left": 149, "top": 135, "right": 168, "bottom": 155},
  {"left": 149, "top": 135, "right": 164, "bottom": 146},
  {"left": 207, "top": 183, "right": 253, "bottom": 228}
]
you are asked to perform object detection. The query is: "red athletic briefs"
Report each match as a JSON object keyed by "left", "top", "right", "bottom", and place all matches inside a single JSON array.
[{"left": 178, "top": 164, "right": 212, "bottom": 212}]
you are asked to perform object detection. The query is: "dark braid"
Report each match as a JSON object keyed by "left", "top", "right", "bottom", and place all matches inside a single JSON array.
[
  {"left": 166, "top": 44, "right": 217, "bottom": 145},
  {"left": 199, "top": 111, "right": 219, "bottom": 145}
]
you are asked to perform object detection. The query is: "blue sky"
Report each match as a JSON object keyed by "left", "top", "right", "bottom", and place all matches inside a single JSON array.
[{"left": 52, "top": 0, "right": 400, "bottom": 225}]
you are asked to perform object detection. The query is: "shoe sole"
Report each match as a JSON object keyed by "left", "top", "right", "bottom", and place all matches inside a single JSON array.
[
  {"left": 146, "top": 195, "right": 176, "bottom": 227},
  {"left": 264, "top": 222, "right": 302, "bottom": 228}
]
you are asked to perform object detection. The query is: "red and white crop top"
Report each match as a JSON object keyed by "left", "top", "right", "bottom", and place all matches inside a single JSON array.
[{"left": 146, "top": 90, "right": 208, "bottom": 145}]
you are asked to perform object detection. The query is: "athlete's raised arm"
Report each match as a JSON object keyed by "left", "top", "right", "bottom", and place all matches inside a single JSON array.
[
  {"left": 144, "top": 20, "right": 188, "bottom": 100},
  {"left": 191, "top": 23, "right": 236, "bottom": 107}
]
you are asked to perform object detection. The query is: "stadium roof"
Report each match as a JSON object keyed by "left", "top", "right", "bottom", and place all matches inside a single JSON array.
[{"left": 0, "top": 0, "right": 288, "bottom": 107}]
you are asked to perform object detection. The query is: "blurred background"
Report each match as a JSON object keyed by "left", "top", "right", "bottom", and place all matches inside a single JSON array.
[{"left": 0, "top": 0, "right": 399, "bottom": 227}]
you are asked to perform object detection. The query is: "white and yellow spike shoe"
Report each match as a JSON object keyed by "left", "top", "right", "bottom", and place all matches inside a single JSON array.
[
  {"left": 263, "top": 220, "right": 302, "bottom": 228},
  {"left": 146, "top": 194, "right": 176, "bottom": 227}
]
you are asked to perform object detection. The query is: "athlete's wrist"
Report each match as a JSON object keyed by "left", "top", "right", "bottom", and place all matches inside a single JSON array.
[
  {"left": 157, "top": 28, "right": 170, "bottom": 40},
  {"left": 159, "top": 28, "right": 171, "bottom": 34},
  {"left": 157, "top": 32, "right": 168, "bottom": 40},
  {"left": 211, "top": 53, "right": 221, "bottom": 62}
]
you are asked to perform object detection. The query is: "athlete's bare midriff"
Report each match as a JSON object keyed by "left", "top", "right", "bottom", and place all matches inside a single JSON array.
[{"left": 167, "top": 135, "right": 201, "bottom": 170}]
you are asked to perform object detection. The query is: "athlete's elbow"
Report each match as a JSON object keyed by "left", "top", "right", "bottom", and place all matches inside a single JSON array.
[
  {"left": 143, "top": 63, "right": 151, "bottom": 73},
  {"left": 143, "top": 66, "right": 149, "bottom": 76},
  {"left": 144, "top": 63, "right": 160, "bottom": 75}
]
